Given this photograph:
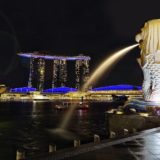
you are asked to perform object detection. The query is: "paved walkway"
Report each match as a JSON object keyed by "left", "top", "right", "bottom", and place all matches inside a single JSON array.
[
  {"left": 31, "top": 127, "right": 160, "bottom": 160},
  {"left": 71, "top": 132, "right": 160, "bottom": 160}
]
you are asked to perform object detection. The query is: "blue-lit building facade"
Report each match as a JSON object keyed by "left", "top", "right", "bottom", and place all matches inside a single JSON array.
[{"left": 9, "top": 85, "right": 142, "bottom": 94}]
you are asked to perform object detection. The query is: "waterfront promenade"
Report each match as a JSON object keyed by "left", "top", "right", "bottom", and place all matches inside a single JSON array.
[{"left": 30, "top": 127, "right": 160, "bottom": 160}]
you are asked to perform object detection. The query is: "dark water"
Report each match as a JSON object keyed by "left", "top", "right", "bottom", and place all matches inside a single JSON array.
[{"left": 0, "top": 101, "right": 119, "bottom": 160}]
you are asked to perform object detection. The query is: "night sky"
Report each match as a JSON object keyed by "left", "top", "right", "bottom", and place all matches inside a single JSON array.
[{"left": 0, "top": 0, "right": 160, "bottom": 88}]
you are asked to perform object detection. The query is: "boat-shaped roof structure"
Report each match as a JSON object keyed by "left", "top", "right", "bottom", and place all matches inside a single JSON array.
[
  {"left": 43, "top": 87, "right": 77, "bottom": 93},
  {"left": 18, "top": 52, "right": 91, "bottom": 61},
  {"left": 92, "top": 84, "right": 142, "bottom": 91}
]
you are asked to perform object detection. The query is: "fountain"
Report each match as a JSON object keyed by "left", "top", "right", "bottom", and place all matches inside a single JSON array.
[
  {"left": 52, "top": 44, "right": 138, "bottom": 139},
  {"left": 82, "top": 44, "right": 138, "bottom": 90},
  {"left": 123, "top": 19, "right": 160, "bottom": 112},
  {"left": 51, "top": 19, "right": 160, "bottom": 140},
  {"left": 108, "top": 20, "right": 160, "bottom": 135},
  {"left": 136, "top": 19, "right": 160, "bottom": 102}
]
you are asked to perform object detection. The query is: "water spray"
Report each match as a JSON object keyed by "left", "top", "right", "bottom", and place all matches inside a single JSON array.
[
  {"left": 82, "top": 44, "right": 139, "bottom": 90},
  {"left": 54, "top": 44, "right": 139, "bottom": 139}
]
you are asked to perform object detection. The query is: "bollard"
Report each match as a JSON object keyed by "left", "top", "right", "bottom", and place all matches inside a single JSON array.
[
  {"left": 110, "top": 131, "right": 116, "bottom": 138},
  {"left": 16, "top": 150, "right": 25, "bottom": 160},
  {"left": 74, "top": 139, "right": 80, "bottom": 148},
  {"left": 49, "top": 144, "right": 56, "bottom": 153},
  {"left": 94, "top": 134, "right": 100, "bottom": 143},
  {"left": 124, "top": 128, "right": 129, "bottom": 135}
]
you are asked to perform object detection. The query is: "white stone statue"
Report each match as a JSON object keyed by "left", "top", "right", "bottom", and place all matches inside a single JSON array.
[{"left": 136, "top": 19, "right": 160, "bottom": 101}]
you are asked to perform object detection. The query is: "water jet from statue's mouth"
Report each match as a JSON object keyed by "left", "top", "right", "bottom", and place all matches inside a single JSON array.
[
  {"left": 82, "top": 43, "right": 139, "bottom": 90},
  {"left": 56, "top": 44, "right": 138, "bottom": 135}
]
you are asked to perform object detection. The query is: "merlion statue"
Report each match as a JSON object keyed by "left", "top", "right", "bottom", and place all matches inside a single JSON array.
[{"left": 136, "top": 19, "right": 160, "bottom": 101}]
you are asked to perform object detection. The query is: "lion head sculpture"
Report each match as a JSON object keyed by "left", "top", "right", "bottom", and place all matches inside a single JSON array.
[{"left": 135, "top": 19, "right": 160, "bottom": 65}]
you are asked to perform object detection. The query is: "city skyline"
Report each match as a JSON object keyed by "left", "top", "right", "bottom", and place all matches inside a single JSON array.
[{"left": 0, "top": 0, "right": 160, "bottom": 87}]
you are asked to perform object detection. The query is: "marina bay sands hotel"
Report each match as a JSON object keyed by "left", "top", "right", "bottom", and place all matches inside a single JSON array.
[
  {"left": 18, "top": 52, "right": 91, "bottom": 91},
  {"left": 1, "top": 52, "right": 141, "bottom": 101}
]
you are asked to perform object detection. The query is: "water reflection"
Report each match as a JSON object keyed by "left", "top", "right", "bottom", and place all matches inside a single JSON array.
[{"left": 0, "top": 101, "right": 110, "bottom": 160}]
